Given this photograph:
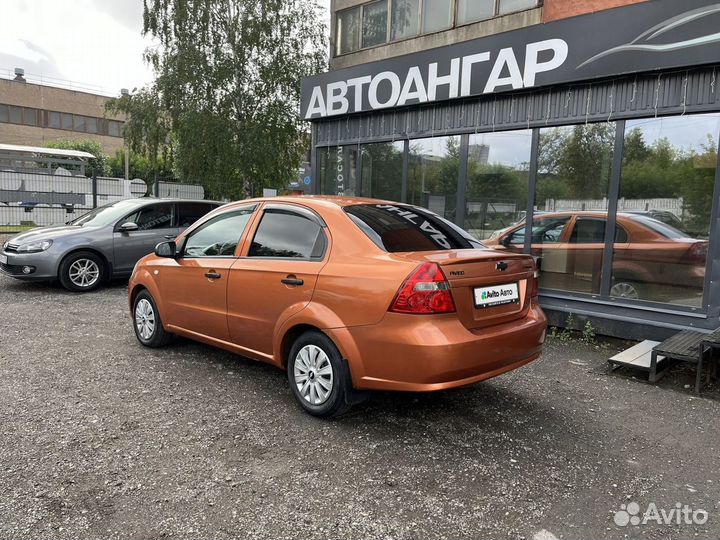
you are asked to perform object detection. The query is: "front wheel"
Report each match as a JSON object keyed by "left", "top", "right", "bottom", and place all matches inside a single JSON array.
[
  {"left": 58, "top": 251, "right": 105, "bottom": 292},
  {"left": 287, "top": 331, "right": 355, "bottom": 418},
  {"left": 132, "top": 290, "right": 172, "bottom": 347}
]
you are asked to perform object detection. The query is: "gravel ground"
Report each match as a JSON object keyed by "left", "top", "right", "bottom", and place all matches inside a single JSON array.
[{"left": 0, "top": 270, "right": 719, "bottom": 540}]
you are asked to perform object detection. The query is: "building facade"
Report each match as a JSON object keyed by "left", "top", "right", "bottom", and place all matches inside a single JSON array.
[
  {"left": 302, "top": 0, "right": 720, "bottom": 339},
  {"left": 0, "top": 74, "right": 125, "bottom": 155}
]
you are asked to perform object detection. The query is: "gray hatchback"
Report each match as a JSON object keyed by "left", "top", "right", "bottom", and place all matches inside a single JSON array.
[{"left": 0, "top": 198, "right": 221, "bottom": 292}]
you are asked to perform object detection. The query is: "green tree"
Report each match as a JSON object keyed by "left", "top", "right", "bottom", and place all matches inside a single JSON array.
[
  {"left": 110, "top": 0, "right": 327, "bottom": 200},
  {"left": 106, "top": 87, "right": 172, "bottom": 180},
  {"left": 45, "top": 139, "right": 109, "bottom": 177}
]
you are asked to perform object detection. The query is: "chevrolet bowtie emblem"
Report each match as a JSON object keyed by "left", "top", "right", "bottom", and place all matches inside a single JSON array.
[{"left": 496, "top": 262, "right": 508, "bottom": 271}]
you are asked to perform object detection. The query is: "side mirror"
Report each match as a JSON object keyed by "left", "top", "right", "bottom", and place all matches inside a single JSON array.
[
  {"left": 501, "top": 235, "right": 512, "bottom": 248},
  {"left": 154, "top": 241, "right": 177, "bottom": 258},
  {"left": 119, "top": 222, "right": 139, "bottom": 232}
]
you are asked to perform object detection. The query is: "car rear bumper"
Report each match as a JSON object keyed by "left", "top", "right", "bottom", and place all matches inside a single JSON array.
[{"left": 330, "top": 303, "right": 547, "bottom": 392}]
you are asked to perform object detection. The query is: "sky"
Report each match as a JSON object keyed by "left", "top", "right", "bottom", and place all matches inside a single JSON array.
[{"left": 0, "top": 0, "right": 331, "bottom": 96}]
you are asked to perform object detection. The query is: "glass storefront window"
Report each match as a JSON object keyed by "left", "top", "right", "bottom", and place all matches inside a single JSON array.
[
  {"left": 464, "top": 130, "right": 532, "bottom": 241},
  {"left": 407, "top": 136, "right": 460, "bottom": 221},
  {"left": 360, "top": 142, "right": 404, "bottom": 201},
  {"left": 610, "top": 114, "right": 720, "bottom": 307},
  {"left": 362, "top": 0, "right": 388, "bottom": 48},
  {"left": 391, "top": 0, "right": 420, "bottom": 41},
  {"left": 337, "top": 7, "right": 361, "bottom": 55},
  {"left": 457, "top": 0, "right": 494, "bottom": 25},
  {"left": 319, "top": 145, "right": 360, "bottom": 196},
  {"left": 529, "top": 123, "right": 617, "bottom": 294},
  {"left": 422, "top": 0, "right": 453, "bottom": 34}
]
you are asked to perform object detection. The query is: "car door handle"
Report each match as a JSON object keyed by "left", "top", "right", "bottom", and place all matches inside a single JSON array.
[
  {"left": 164, "top": 234, "right": 176, "bottom": 240},
  {"left": 205, "top": 271, "right": 222, "bottom": 280},
  {"left": 281, "top": 277, "right": 304, "bottom": 287}
]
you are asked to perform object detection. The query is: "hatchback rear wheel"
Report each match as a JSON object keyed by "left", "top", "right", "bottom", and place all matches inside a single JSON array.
[{"left": 287, "top": 331, "right": 354, "bottom": 418}]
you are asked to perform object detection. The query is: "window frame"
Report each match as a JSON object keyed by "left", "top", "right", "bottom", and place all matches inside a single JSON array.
[
  {"left": 333, "top": 0, "right": 541, "bottom": 57},
  {"left": 246, "top": 204, "right": 328, "bottom": 262},
  {"left": 180, "top": 204, "right": 257, "bottom": 259}
]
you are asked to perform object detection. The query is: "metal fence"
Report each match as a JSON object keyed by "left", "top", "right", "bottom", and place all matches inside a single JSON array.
[{"left": 0, "top": 170, "right": 206, "bottom": 230}]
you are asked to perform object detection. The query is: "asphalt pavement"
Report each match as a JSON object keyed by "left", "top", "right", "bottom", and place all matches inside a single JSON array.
[{"left": 0, "top": 272, "right": 718, "bottom": 540}]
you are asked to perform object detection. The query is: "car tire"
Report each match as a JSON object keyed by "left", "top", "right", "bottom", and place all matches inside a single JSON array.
[
  {"left": 610, "top": 280, "right": 642, "bottom": 300},
  {"left": 287, "top": 330, "right": 357, "bottom": 418},
  {"left": 58, "top": 251, "right": 105, "bottom": 292},
  {"left": 132, "top": 290, "right": 172, "bottom": 348}
]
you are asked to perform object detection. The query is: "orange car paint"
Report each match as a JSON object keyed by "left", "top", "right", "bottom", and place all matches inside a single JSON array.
[{"left": 129, "top": 196, "right": 547, "bottom": 392}]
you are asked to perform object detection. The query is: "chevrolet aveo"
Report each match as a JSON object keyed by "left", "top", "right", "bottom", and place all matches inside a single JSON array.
[{"left": 129, "top": 197, "right": 547, "bottom": 417}]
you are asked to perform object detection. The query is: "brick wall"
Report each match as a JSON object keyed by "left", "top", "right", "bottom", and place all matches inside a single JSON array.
[{"left": 543, "top": 0, "right": 647, "bottom": 22}]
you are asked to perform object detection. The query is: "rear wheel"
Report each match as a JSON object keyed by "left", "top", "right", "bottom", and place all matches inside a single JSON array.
[
  {"left": 610, "top": 280, "right": 641, "bottom": 300},
  {"left": 132, "top": 290, "right": 172, "bottom": 347},
  {"left": 287, "top": 331, "right": 354, "bottom": 418},
  {"left": 58, "top": 251, "right": 105, "bottom": 292}
]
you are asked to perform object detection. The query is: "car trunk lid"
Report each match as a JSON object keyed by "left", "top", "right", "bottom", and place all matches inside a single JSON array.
[{"left": 393, "top": 249, "right": 536, "bottom": 330}]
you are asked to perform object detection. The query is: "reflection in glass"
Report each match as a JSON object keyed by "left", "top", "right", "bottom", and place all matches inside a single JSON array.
[
  {"left": 337, "top": 7, "right": 361, "bottom": 55},
  {"left": 464, "top": 130, "right": 532, "bottom": 240},
  {"left": 499, "top": 0, "right": 538, "bottom": 15},
  {"left": 360, "top": 142, "right": 404, "bottom": 201},
  {"left": 457, "top": 0, "right": 495, "bottom": 25},
  {"left": 319, "top": 146, "right": 359, "bottom": 196},
  {"left": 610, "top": 114, "right": 720, "bottom": 307},
  {"left": 422, "top": 0, "right": 453, "bottom": 33},
  {"left": 407, "top": 136, "right": 461, "bottom": 221},
  {"left": 362, "top": 0, "right": 388, "bottom": 48},
  {"left": 391, "top": 0, "right": 420, "bottom": 41},
  {"left": 530, "top": 123, "right": 616, "bottom": 294}
]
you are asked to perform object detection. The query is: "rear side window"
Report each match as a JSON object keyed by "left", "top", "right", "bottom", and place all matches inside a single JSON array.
[
  {"left": 248, "top": 209, "right": 326, "bottom": 259},
  {"left": 178, "top": 202, "right": 216, "bottom": 228},
  {"left": 344, "top": 204, "right": 483, "bottom": 252}
]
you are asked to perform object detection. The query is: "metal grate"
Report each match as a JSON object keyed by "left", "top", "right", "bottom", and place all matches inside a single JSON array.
[{"left": 652, "top": 330, "right": 706, "bottom": 362}]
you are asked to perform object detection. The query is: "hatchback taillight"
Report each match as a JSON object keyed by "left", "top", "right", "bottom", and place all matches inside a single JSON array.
[{"left": 389, "top": 262, "right": 456, "bottom": 314}]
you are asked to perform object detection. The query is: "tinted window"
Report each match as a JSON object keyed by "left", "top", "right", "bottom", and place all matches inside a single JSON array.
[
  {"left": 631, "top": 215, "right": 687, "bottom": 240},
  {"left": 9, "top": 106, "right": 21, "bottom": 124},
  {"left": 570, "top": 218, "right": 606, "bottom": 244},
  {"left": 249, "top": 210, "right": 326, "bottom": 259},
  {"left": 345, "top": 204, "right": 483, "bottom": 252},
  {"left": 0, "top": 105, "right": 7, "bottom": 122},
  {"left": 61, "top": 113, "right": 73, "bottom": 130},
  {"left": 178, "top": 202, "right": 215, "bottom": 228},
  {"left": 125, "top": 204, "right": 175, "bottom": 230},
  {"left": 183, "top": 208, "right": 255, "bottom": 257},
  {"left": 48, "top": 111, "right": 61, "bottom": 129}
]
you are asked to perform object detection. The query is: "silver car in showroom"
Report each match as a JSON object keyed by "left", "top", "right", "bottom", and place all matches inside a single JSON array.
[{"left": 0, "top": 198, "right": 221, "bottom": 292}]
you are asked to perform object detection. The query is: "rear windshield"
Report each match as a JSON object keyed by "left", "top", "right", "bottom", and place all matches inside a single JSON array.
[
  {"left": 344, "top": 204, "right": 484, "bottom": 252},
  {"left": 630, "top": 214, "right": 687, "bottom": 240}
]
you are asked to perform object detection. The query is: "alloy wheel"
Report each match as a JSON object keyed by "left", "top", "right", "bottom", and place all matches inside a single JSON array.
[
  {"left": 294, "top": 344, "right": 334, "bottom": 406},
  {"left": 610, "top": 281, "right": 640, "bottom": 300},
  {"left": 68, "top": 259, "right": 100, "bottom": 288}
]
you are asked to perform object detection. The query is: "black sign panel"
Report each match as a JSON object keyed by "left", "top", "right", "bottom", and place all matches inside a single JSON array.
[{"left": 301, "top": 0, "right": 720, "bottom": 120}]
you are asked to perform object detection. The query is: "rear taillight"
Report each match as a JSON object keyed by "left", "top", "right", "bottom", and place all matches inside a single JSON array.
[
  {"left": 530, "top": 270, "right": 540, "bottom": 299},
  {"left": 389, "top": 262, "right": 456, "bottom": 314},
  {"left": 686, "top": 242, "right": 708, "bottom": 264}
]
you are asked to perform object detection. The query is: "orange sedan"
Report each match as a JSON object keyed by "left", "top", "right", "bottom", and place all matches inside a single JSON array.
[{"left": 128, "top": 197, "right": 546, "bottom": 417}]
